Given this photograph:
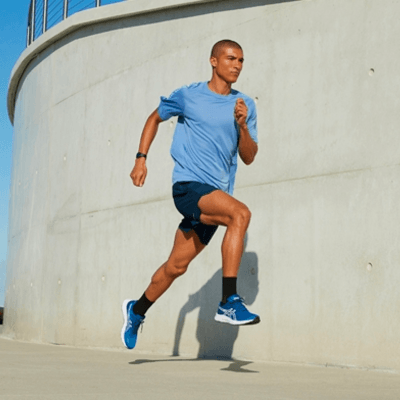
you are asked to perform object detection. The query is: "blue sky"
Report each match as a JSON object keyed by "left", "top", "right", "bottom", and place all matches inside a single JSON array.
[{"left": 0, "top": 0, "right": 27, "bottom": 307}]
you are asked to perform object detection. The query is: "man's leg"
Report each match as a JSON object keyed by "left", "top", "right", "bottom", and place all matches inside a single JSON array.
[
  {"left": 144, "top": 228, "right": 206, "bottom": 302},
  {"left": 198, "top": 190, "right": 259, "bottom": 325},
  {"left": 121, "top": 228, "right": 206, "bottom": 349},
  {"left": 198, "top": 190, "right": 251, "bottom": 278}
]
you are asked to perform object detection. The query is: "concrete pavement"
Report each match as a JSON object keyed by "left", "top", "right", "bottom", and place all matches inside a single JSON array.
[{"left": 1, "top": 337, "right": 399, "bottom": 400}]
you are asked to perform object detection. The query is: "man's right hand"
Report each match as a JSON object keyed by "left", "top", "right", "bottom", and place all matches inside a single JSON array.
[
  {"left": 130, "top": 109, "right": 163, "bottom": 187},
  {"left": 130, "top": 158, "right": 147, "bottom": 187}
]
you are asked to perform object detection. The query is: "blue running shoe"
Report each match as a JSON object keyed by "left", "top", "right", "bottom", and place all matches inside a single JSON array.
[
  {"left": 121, "top": 299, "right": 145, "bottom": 349},
  {"left": 215, "top": 294, "right": 260, "bottom": 326}
]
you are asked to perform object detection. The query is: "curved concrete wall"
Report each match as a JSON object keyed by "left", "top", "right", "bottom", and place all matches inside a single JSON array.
[{"left": 5, "top": 0, "right": 400, "bottom": 370}]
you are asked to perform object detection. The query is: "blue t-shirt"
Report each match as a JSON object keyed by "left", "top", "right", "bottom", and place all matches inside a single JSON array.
[{"left": 157, "top": 81, "right": 258, "bottom": 195}]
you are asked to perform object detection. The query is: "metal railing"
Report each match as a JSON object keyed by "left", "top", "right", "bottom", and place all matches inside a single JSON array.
[{"left": 26, "top": 0, "right": 125, "bottom": 46}]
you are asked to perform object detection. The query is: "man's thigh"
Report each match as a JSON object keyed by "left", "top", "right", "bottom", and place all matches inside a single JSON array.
[
  {"left": 173, "top": 181, "right": 219, "bottom": 245},
  {"left": 168, "top": 228, "right": 207, "bottom": 265},
  {"left": 198, "top": 190, "right": 249, "bottom": 227}
]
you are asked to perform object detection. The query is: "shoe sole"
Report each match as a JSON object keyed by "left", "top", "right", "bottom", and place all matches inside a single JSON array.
[
  {"left": 121, "top": 299, "right": 133, "bottom": 348},
  {"left": 214, "top": 313, "right": 260, "bottom": 326}
]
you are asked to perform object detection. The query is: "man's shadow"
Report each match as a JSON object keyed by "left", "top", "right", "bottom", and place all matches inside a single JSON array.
[{"left": 172, "top": 234, "right": 259, "bottom": 360}]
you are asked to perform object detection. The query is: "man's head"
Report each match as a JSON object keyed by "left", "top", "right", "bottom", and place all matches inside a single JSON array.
[
  {"left": 210, "top": 39, "right": 243, "bottom": 58},
  {"left": 210, "top": 40, "right": 244, "bottom": 84}
]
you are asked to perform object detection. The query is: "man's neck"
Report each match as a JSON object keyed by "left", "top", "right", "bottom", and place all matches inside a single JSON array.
[{"left": 207, "top": 78, "right": 232, "bottom": 96}]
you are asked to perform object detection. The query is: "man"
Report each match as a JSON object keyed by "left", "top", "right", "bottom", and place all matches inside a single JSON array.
[{"left": 122, "top": 40, "right": 259, "bottom": 350}]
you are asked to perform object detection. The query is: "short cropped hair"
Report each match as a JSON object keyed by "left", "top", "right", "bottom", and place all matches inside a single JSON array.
[{"left": 211, "top": 40, "right": 243, "bottom": 58}]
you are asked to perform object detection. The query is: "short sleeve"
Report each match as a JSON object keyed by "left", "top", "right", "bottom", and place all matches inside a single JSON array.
[
  {"left": 246, "top": 99, "right": 258, "bottom": 144},
  {"left": 157, "top": 87, "right": 185, "bottom": 121}
]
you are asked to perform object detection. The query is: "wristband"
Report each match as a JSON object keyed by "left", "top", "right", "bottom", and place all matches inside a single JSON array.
[{"left": 136, "top": 152, "right": 147, "bottom": 159}]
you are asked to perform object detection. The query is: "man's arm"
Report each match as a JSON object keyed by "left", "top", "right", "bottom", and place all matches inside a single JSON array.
[
  {"left": 235, "top": 99, "right": 258, "bottom": 165},
  {"left": 130, "top": 109, "right": 164, "bottom": 187}
]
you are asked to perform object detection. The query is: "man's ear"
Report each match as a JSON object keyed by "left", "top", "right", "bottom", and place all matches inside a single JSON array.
[{"left": 210, "top": 56, "right": 217, "bottom": 68}]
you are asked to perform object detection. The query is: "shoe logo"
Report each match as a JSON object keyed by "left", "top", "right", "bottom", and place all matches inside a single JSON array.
[
  {"left": 126, "top": 304, "right": 145, "bottom": 333},
  {"left": 219, "top": 307, "right": 237, "bottom": 321}
]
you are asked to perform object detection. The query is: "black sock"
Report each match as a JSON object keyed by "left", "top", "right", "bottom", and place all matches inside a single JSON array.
[
  {"left": 133, "top": 293, "right": 154, "bottom": 316},
  {"left": 222, "top": 277, "right": 237, "bottom": 303}
]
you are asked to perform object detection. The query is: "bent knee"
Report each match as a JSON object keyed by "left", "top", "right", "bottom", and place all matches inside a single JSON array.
[
  {"left": 232, "top": 205, "right": 251, "bottom": 227},
  {"left": 242, "top": 206, "right": 252, "bottom": 222}
]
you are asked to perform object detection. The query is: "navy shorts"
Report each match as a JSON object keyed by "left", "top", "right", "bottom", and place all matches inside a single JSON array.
[{"left": 172, "top": 181, "right": 219, "bottom": 245}]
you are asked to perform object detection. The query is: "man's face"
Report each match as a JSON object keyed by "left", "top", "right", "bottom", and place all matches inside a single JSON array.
[{"left": 211, "top": 47, "right": 244, "bottom": 84}]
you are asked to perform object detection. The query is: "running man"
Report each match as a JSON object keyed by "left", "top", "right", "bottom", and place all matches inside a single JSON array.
[{"left": 122, "top": 40, "right": 259, "bottom": 350}]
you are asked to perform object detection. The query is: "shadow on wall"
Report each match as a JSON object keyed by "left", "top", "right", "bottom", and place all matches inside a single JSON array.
[{"left": 172, "top": 234, "right": 259, "bottom": 359}]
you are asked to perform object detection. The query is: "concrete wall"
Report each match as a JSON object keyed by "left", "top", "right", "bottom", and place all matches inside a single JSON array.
[{"left": 5, "top": 0, "right": 400, "bottom": 370}]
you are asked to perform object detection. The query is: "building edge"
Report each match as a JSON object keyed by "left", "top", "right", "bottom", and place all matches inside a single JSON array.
[{"left": 6, "top": 0, "right": 222, "bottom": 125}]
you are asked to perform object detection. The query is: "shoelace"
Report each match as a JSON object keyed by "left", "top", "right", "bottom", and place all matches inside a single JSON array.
[
  {"left": 128, "top": 312, "right": 145, "bottom": 333},
  {"left": 230, "top": 296, "right": 247, "bottom": 312},
  {"left": 134, "top": 316, "right": 145, "bottom": 333}
]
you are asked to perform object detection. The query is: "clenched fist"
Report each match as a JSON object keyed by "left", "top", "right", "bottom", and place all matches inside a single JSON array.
[
  {"left": 234, "top": 98, "right": 248, "bottom": 128},
  {"left": 130, "top": 158, "right": 147, "bottom": 187}
]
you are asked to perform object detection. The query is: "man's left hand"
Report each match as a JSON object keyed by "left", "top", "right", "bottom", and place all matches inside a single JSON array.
[{"left": 234, "top": 98, "right": 248, "bottom": 128}]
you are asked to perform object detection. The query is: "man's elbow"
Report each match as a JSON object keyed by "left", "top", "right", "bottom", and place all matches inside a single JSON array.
[
  {"left": 243, "top": 156, "right": 255, "bottom": 165},
  {"left": 243, "top": 146, "right": 258, "bottom": 165},
  {"left": 241, "top": 151, "right": 257, "bottom": 165}
]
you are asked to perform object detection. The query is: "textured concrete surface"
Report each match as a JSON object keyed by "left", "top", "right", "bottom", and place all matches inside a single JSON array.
[
  {"left": 5, "top": 0, "right": 400, "bottom": 370},
  {"left": 1, "top": 337, "right": 400, "bottom": 400}
]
